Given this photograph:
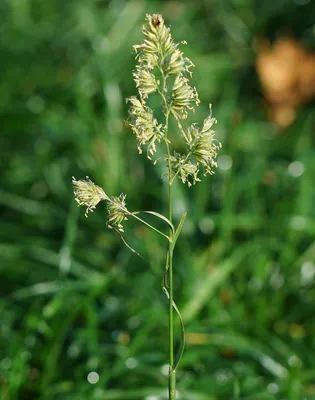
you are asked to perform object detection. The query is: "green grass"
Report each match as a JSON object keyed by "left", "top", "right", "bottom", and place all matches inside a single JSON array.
[{"left": 1, "top": 0, "right": 315, "bottom": 399}]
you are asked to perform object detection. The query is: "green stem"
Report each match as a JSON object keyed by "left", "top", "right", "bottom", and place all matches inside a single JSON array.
[
  {"left": 164, "top": 114, "right": 176, "bottom": 400},
  {"left": 168, "top": 181, "right": 176, "bottom": 400},
  {"left": 160, "top": 64, "right": 176, "bottom": 400}
]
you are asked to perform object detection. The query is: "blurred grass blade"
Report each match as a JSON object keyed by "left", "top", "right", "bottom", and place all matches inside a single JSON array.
[
  {"left": 28, "top": 247, "right": 103, "bottom": 280},
  {"left": 82, "top": 388, "right": 212, "bottom": 399},
  {"left": 106, "top": 0, "right": 145, "bottom": 53},
  {"left": 12, "top": 280, "right": 105, "bottom": 299},
  {"left": 0, "top": 190, "right": 54, "bottom": 216},
  {"left": 59, "top": 198, "right": 79, "bottom": 274},
  {"left": 182, "top": 247, "right": 251, "bottom": 322},
  {"left": 233, "top": 379, "right": 241, "bottom": 399},
  {"left": 186, "top": 331, "right": 288, "bottom": 378}
]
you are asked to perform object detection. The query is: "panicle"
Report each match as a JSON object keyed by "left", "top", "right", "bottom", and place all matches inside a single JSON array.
[
  {"left": 128, "top": 14, "right": 221, "bottom": 184},
  {"left": 107, "top": 194, "right": 128, "bottom": 232},
  {"left": 171, "top": 74, "right": 200, "bottom": 119},
  {"left": 126, "top": 96, "right": 164, "bottom": 158},
  {"left": 72, "top": 176, "right": 108, "bottom": 217}
]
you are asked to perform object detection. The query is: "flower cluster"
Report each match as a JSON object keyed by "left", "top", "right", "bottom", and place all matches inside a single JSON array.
[
  {"left": 133, "top": 13, "right": 177, "bottom": 69},
  {"left": 171, "top": 74, "right": 200, "bottom": 119},
  {"left": 127, "top": 13, "right": 221, "bottom": 185},
  {"left": 126, "top": 96, "right": 164, "bottom": 158},
  {"left": 184, "top": 107, "right": 222, "bottom": 176},
  {"left": 133, "top": 67, "right": 157, "bottom": 101},
  {"left": 167, "top": 153, "right": 200, "bottom": 187},
  {"left": 166, "top": 107, "right": 221, "bottom": 185},
  {"left": 106, "top": 194, "right": 128, "bottom": 232},
  {"left": 72, "top": 177, "right": 128, "bottom": 232},
  {"left": 72, "top": 177, "right": 108, "bottom": 217}
]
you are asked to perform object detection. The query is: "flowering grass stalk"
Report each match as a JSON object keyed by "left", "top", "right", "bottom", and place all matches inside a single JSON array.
[{"left": 73, "top": 14, "right": 221, "bottom": 399}]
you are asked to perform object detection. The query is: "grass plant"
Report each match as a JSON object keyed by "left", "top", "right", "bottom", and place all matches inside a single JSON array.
[
  {"left": 1, "top": 1, "right": 315, "bottom": 399},
  {"left": 73, "top": 15, "right": 221, "bottom": 399}
]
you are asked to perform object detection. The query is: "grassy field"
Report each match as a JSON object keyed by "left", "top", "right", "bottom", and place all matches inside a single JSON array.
[{"left": 1, "top": 0, "right": 315, "bottom": 399}]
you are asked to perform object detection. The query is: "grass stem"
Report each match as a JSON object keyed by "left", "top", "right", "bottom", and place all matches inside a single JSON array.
[{"left": 163, "top": 104, "right": 176, "bottom": 399}]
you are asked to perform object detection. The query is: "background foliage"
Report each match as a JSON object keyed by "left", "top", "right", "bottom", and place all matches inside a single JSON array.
[{"left": 1, "top": 0, "right": 315, "bottom": 399}]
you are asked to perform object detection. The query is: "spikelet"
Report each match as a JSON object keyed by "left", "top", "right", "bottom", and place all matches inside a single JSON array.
[
  {"left": 133, "top": 14, "right": 177, "bottom": 64},
  {"left": 72, "top": 177, "right": 129, "bottom": 232},
  {"left": 72, "top": 177, "right": 108, "bottom": 217},
  {"left": 185, "top": 106, "right": 221, "bottom": 176},
  {"left": 171, "top": 74, "right": 200, "bottom": 119},
  {"left": 106, "top": 194, "right": 128, "bottom": 232},
  {"left": 133, "top": 66, "right": 158, "bottom": 101},
  {"left": 126, "top": 96, "right": 164, "bottom": 158},
  {"left": 164, "top": 47, "right": 195, "bottom": 76},
  {"left": 167, "top": 153, "right": 200, "bottom": 187}
]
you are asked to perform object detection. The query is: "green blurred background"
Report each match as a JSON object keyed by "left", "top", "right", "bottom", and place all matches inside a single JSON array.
[{"left": 1, "top": 0, "right": 315, "bottom": 399}]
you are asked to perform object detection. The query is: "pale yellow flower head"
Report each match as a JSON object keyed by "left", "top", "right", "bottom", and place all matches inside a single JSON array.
[
  {"left": 185, "top": 106, "right": 222, "bottom": 176},
  {"left": 133, "top": 66, "right": 158, "bottom": 101},
  {"left": 106, "top": 194, "right": 128, "bottom": 232},
  {"left": 72, "top": 177, "right": 108, "bottom": 217},
  {"left": 126, "top": 96, "right": 164, "bottom": 158},
  {"left": 171, "top": 74, "right": 200, "bottom": 119},
  {"left": 73, "top": 177, "right": 129, "bottom": 232},
  {"left": 133, "top": 14, "right": 177, "bottom": 64},
  {"left": 168, "top": 153, "right": 200, "bottom": 187}
]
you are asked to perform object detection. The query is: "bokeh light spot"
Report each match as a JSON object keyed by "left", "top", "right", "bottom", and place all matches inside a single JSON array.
[
  {"left": 218, "top": 155, "right": 233, "bottom": 171},
  {"left": 126, "top": 358, "right": 138, "bottom": 369},
  {"left": 288, "top": 161, "right": 304, "bottom": 177},
  {"left": 87, "top": 372, "right": 99, "bottom": 384}
]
